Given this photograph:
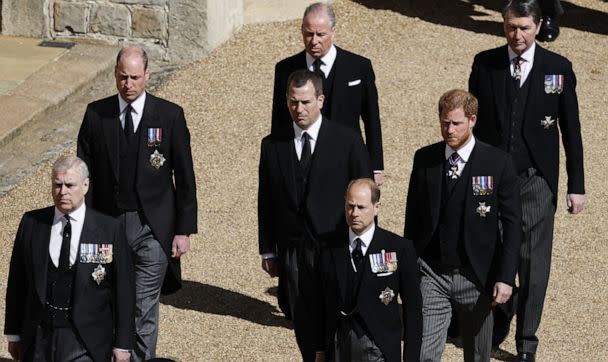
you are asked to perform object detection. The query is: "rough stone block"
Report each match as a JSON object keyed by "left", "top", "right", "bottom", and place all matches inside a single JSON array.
[
  {"left": 111, "top": 0, "right": 167, "bottom": 5},
  {"left": 54, "top": 1, "right": 88, "bottom": 33},
  {"left": 132, "top": 7, "right": 167, "bottom": 39},
  {"left": 1, "top": 0, "right": 47, "bottom": 37},
  {"left": 89, "top": 4, "right": 131, "bottom": 37}
]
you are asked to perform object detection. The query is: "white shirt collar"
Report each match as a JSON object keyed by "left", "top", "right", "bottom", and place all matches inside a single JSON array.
[
  {"left": 118, "top": 91, "right": 146, "bottom": 115},
  {"left": 306, "top": 45, "right": 337, "bottom": 77},
  {"left": 508, "top": 42, "right": 536, "bottom": 64},
  {"left": 54, "top": 202, "right": 86, "bottom": 223},
  {"left": 445, "top": 136, "right": 476, "bottom": 162},
  {"left": 293, "top": 114, "right": 323, "bottom": 141},
  {"left": 348, "top": 223, "right": 375, "bottom": 256}
]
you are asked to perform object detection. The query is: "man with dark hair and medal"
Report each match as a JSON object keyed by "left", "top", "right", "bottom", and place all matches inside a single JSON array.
[
  {"left": 77, "top": 46, "right": 197, "bottom": 361},
  {"left": 4, "top": 155, "right": 134, "bottom": 362},
  {"left": 469, "top": 1, "right": 585, "bottom": 360},
  {"left": 315, "top": 178, "right": 422, "bottom": 362},
  {"left": 405, "top": 89, "right": 522, "bottom": 362}
]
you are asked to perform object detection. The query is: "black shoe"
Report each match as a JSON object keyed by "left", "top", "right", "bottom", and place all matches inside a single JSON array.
[
  {"left": 516, "top": 352, "right": 536, "bottom": 362},
  {"left": 538, "top": 16, "right": 560, "bottom": 42}
]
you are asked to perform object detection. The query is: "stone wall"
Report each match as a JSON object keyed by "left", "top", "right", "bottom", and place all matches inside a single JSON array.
[{"left": 1, "top": 0, "right": 313, "bottom": 64}]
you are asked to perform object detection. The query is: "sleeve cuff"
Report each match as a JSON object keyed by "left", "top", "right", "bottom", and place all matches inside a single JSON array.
[
  {"left": 373, "top": 170, "right": 384, "bottom": 174},
  {"left": 261, "top": 253, "right": 277, "bottom": 259}
]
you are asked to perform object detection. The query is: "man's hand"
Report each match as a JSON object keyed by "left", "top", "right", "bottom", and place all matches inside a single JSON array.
[
  {"left": 567, "top": 193, "right": 586, "bottom": 214},
  {"left": 112, "top": 348, "right": 131, "bottom": 362},
  {"left": 492, "top": 282, "right": 513, "bottom": 306},
  {"left": 374, "top": 172, "right": 385, "bottom": 187},
  {"left": 171, "top": 234, "right": 191, "bottom": 258},
  {"left": 262, "top": 257, "right": 278, "bottom": 278},
  {"left": 8, "top": 341, "right": 20, "bottom": 361}
]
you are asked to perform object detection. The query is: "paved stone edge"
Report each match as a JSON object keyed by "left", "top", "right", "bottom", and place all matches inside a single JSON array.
[{"left": 0, "top": 42, "right": 119, "bottom": 147}]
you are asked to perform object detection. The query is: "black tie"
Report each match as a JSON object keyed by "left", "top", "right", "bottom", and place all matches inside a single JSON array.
[
  {"left": 313, "top": 59, "right": 324, "bottom": 79},
  {"left": 300, "top": 132, "right": 311, "bottom": 170},
  {"left": 352, "top": 238, "right": 364, "bottom": 271},
  {"left": 59, "top": 215, "right": 71, "bottom": 270},
  {"left": 124, "top": 105, "right": 134, "bottom": 144}
]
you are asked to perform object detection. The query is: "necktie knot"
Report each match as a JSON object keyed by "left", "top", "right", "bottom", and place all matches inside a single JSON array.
[{"left": 313, "top": 59, "right": 324, "bottom": 78}]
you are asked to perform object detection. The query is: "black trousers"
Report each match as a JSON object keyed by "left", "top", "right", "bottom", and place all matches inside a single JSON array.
[{"left": 31, "top": 325, "right": 94, "bottom": 362}]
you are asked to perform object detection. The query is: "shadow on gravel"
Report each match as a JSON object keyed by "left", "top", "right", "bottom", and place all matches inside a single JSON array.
[
  {"left": 161, "top": 280, "right": 292, "bottom": 329},
  {"left": 353, "top": 0, "right": 608, "bottom": 37}
]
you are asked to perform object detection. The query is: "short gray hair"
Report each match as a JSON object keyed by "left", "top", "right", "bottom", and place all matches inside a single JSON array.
[
  {"left": 52, "top": 155, "right": 89, "bottom": 181},
  {"left": 303, "top": 2, "right": 336, "bottom": 29}
]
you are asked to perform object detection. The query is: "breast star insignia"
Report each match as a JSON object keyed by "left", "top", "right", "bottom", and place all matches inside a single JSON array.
[
  {"left": 540, "top": 116, "right": 556, "bottom": 129},
  {"left": 476, "top": 202, "right": 491, "bottom": 217}
]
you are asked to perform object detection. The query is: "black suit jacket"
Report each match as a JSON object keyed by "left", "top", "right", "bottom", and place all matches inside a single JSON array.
[
  {"left": 4, "top": 207, "right": 134, "bottom": 362},
  {"left": 318, "top": 227, "right": 422, "bottom": 362},
  {"left": 271, "top": 47, "right": 384, "bottom": 170},
  {"left": 404, "top": 141, "right": 522, "bottom": 288},
  {"left": 469, "top": 44, "right": 585, "bottom": 200},
  {"left": 77, "top": 93, "right": 197, "bottom": 293},
  {"left": 258, "top": 118, "right": 372, "bottom": 256}
]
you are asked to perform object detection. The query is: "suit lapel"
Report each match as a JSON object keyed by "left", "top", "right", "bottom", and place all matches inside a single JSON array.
[
  {"left": 332, "top": 245, "right": 352, "bottom": 307},
  {"left": 101, "top": 96, "right": 121, "bottom": 182},
  {"left": 329, "top": 47, "right": 345, "bottom": 115},
  {"left": 426, "top": 146, "right": 444, "bottom": 229},
  {"left": 136, "top": 93, "right": 156, "bottom": 182},
  {"left": 523, "top": 44, "right": 545, "bottom": 125},
  {"left": 307, "top": 119, "right": 329, "bottom": 190},
  {"left": 491, "top": 46, "right": 510, "bottom": 130},
  {"left": 276, "top": 128, "right": 298, "bottom": 207},
  {"left": 72, "top": 210, "right": 99, "bottom": 306},
  {"left": 33, "top": 208, "right": 54, "bottom": 304}
]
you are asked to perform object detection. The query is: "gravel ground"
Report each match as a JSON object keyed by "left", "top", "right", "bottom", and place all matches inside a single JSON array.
[{"left": 0, "top": 1, "right": 607, "bottom": 361}]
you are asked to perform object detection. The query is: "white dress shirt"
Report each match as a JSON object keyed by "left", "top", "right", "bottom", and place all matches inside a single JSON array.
[
  {"left": 293, "top": 115, "right": 323, "bottom": 159},
  {"left": 49, "top": 203, "right": 86, "bottom": 268},
  {"left": 6, "top": 203, "right": 86, "bottom": 343},
  {"left": 508, "top": 42, "right": 536, "bottom": 87},
  {"left": 306, "top": 45, "right": 337, "bottom": 78},
  {"left": 118, "top": 91, "right": 146, "bottom": 133},
  {"left": 348, "top": 223, "right": 375, "bottom": 271},
  {"left": 445, "top": 136, "right": 476, "bottom": 178}
]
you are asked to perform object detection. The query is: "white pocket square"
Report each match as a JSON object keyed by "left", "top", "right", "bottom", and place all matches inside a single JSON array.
[{"left": 348, "top": 79, "right": 361, "bottom": 86}]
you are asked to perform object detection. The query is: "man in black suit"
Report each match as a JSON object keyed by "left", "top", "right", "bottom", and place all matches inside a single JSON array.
[
  {"left": 258, "top": 70, "right": 371, "bottom": 361},
  {"left": 77, "top": 46, "right": 197, "bottom": 361},
  {"left": 404, "top": 90, "right": 522, "bottom": 361},
  {"left": 4, "top": 155, "right": 133, "bottom": 362},
  {"left": 316, "top": 178, "right": 422, "bottom": 362},
  {"left": 469, "top": 1, "right": 585, "bottom": 360},
  {"left": 271, "top": 2, "right": 384, "bottom": 185}
]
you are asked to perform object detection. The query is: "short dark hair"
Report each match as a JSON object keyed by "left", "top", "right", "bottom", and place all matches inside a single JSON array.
[
  {"left": 438, "top": 89, "right": 478, "bottom": 119},
  {"left": 286, "top": 69, "right": 324, "bottom": 97},
  {"left": 502, "top": 0, "right": 542, "bottom": 25},
  {"left": 303, "top": 2, "right": 336, "bottom": 29},
  {"left": 116, "top": 46, "right": 149, "bottom": 71},
  {"left": 346, "top": 178, "right": 381, "bottom": 204}
]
